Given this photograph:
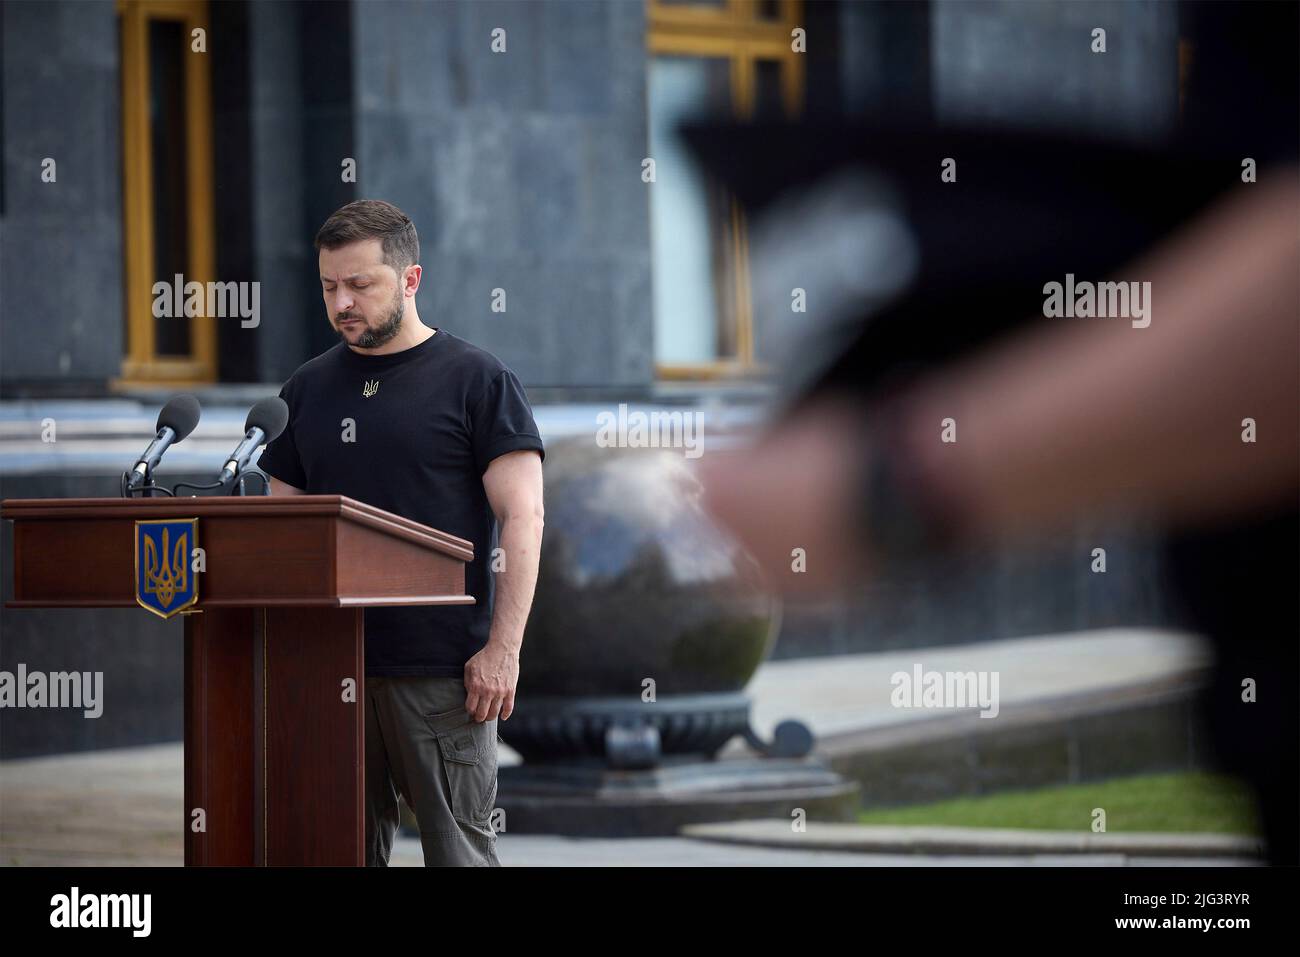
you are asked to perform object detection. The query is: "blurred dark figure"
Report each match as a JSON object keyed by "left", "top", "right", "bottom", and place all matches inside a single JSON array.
[{"left": 693, "top": 2, "right": 1299, "bottom": 862}]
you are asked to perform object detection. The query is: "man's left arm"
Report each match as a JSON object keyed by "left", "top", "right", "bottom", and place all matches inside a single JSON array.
[{"left": 464, "top": 448, "right": 545, "bottom": 723}]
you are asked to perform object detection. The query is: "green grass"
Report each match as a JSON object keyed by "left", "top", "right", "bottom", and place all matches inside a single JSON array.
[{"left": 855, "top": 772, "right": 1259, "bottom": 835}]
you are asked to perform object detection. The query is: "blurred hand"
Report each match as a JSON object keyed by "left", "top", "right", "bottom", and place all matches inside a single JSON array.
[{"left": 697, "top": 393, "right": 870, "bottom": 597}]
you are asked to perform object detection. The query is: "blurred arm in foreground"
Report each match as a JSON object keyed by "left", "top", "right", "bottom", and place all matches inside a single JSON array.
[{"left": 698, "top": 171, "right": 1300, "bottom": 595}]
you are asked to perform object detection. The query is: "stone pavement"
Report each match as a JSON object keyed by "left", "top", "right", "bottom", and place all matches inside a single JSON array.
[
  {"left": 1, "top": 629, "right": 1221, "bottom": 866},
  {"left": 0, "top": 743, "right": 180, "bottom": 866},
  {"left": 392, "top": 833, "right": 1254, "bottom": 867},
  {"left": 678, "top": 820, "right": 1261, "bottom": 861},
  {"left": 721, "top": 627, "right": 1210, "bottom": 755},
  {"left": 0, "top": 740, "right": 1250, "bottom": 865}
]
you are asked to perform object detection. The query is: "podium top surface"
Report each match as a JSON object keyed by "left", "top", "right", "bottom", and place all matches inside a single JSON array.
[
  {"left": 1, "top": 495, "right": 473, "bottom": 563},
  {"left": 2, "top": 496, "right": 476, "bottom": 610}
]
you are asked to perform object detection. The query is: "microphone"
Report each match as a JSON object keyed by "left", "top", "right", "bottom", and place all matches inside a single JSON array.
[
  {"left": 218, "top": 397, "right": 289, "bottom": 489},
  {"left": 126, "top": 394, "right": 202, "bottom": 490}
]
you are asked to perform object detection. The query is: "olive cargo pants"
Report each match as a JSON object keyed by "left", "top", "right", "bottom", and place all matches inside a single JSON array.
[{"left": 365, "top": 676, "right": 501, "bottom": 867}]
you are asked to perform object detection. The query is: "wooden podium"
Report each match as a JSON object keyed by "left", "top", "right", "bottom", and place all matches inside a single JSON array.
[{"left": 0, "top": 496, "right": 474, "bottom": 866}]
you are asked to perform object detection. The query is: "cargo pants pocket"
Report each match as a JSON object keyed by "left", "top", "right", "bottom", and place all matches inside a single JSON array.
[{"left": 425, "top": 707, "right": 497, "bottom": 827}]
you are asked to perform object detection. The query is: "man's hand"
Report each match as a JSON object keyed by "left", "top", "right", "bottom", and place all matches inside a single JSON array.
[
  {"left": 697, "top": 393, "right": 869, "bottom": 597},
  {"left": 464, "top": 641, "right": 519, "bottom": 722},
  {"left": 475, "top": 448, "right": 544, "bottom": 723}
]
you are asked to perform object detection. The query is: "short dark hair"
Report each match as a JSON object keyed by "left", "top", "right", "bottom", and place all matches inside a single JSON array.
[{"left": 314, "top": 199, "right": 419, "bottom": 272}]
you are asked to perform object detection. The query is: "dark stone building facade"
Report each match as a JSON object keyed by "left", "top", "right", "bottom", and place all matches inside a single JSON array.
[{"left": 1, "top": 0, "right": 1191, "bottom": 756}]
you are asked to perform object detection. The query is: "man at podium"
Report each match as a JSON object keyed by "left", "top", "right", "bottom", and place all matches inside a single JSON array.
[{"left": 258, "top": 200, "right": 546, "bottom": 867}]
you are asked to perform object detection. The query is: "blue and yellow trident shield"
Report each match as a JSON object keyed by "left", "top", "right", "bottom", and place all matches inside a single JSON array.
[{"left": 134, "top": 519, "right": 199, "bottom": 619}]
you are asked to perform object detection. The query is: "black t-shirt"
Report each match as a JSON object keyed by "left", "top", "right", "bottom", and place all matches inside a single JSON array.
[{"left": 257, "top": 328, "right": 545, "bottom": 677}]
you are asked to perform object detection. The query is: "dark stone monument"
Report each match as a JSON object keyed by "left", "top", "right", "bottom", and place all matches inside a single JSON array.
[{"left": 497, "top": 437, "right": 859, "bottom": 835}]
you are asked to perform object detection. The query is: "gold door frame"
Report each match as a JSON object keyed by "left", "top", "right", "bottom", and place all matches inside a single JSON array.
[
  {"left": 647, "top": 0, "right": 804, "bottom": 380},
  {"left": 116, "top": 0, "right": 217, "bottom": 387}
]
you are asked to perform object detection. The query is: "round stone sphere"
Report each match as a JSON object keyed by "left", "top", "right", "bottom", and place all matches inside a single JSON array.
[{"left": 515, "top": 436, "right": 781, "bottom": 699}]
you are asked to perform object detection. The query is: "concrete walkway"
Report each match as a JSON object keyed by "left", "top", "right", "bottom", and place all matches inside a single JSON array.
[
  {"left": 721, "top": 627, "right": 1210, "bottom": 756},
  {"left": 1, "top": 629, "right": 1220, "bottom": 866},
  {"left": 0, "top": 743, "right": 1250, "bottom": 866},
  {"left": 394, "top": 833, "right": 1254, "bottom": 867},
  {"left": 679, "top": 820, "right": 1261, "bottom": 861}
]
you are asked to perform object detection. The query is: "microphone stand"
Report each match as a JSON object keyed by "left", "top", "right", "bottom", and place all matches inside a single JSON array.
[
  {"left": 120, "top": 469, "right": 174, "bottom": 498},
  {"left": 236, "top": 466, "right": 272, "bottom": 496}
]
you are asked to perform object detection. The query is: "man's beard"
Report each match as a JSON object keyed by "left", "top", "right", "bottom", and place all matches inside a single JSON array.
[{"left": 338, "top": 290, "right": 404, "bottom": 349}]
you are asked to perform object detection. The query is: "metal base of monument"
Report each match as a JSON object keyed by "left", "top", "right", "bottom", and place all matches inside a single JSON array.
[
  {"left": 501, "top": 692, "right": 757, "bottom": 764},
  {"left": 496, "top": 756, "right": 861, "bottom": 837}
]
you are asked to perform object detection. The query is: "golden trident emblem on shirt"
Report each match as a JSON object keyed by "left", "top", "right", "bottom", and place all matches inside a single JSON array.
[{"left": 363, "top": 379, "right": 379, "bottom": 398}]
